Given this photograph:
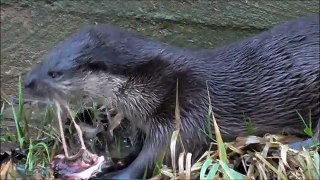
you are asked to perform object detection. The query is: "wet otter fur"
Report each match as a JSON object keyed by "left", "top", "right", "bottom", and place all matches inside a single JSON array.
[{"left": 24, "top": 15, "right": 319, "bottom": 179}]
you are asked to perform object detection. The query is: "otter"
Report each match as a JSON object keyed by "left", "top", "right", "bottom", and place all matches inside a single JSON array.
[{"left": 24, "top": 15, "right": 319, "bottom": 179}]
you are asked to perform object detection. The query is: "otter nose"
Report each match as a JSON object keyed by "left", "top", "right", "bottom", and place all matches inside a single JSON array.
[
  {"left": 24, "top": 74, "right": 36, "bottom": 89},
  {"left": 24, "top": 65, "right": 40, "bottom": 89}
]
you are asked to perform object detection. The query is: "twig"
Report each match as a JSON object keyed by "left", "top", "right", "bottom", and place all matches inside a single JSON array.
[
  {"left": 54, "top": 101, "right": 69, "bottom": 157},
  {"left": 64, "top": 104, "right": 86, "bottom": 150}
]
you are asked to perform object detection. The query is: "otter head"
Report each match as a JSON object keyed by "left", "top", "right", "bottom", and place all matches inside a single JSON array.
[
  {"left": 24, "top": 25, "right": 179, "bottom": 117},
  {"left": 24, "top": 26, "right": 117, "bottom": 103}
]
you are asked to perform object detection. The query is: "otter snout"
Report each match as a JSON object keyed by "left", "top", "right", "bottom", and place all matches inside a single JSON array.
[
  {"left": 24, "top": 73, "right": 35, "bottom": 89},
  {"left": 24, "top": 65, "right": 40, "bottom": 89},
  {"left": 23, "top": 64, "right": 51, "bottom": 98}
]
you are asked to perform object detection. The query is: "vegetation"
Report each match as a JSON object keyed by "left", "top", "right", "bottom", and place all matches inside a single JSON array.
[
  {"left": 1, "top": 77, "right": 59, "bottom": 179},
  {"left": 0, "top": 78, "right": 319, "bottom": 180}
]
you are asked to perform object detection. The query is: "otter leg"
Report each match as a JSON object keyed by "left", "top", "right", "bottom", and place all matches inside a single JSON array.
[
  {"left": 93, "top": 128, "right": 171, "bottom": 179},
  {"left": 288, "top": 119, "right": 320, "bottom": 150}
]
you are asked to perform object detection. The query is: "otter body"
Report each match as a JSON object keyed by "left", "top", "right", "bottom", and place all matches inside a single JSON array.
[{"left": 24, "top": 16, "right": 319, "bottom": 179}]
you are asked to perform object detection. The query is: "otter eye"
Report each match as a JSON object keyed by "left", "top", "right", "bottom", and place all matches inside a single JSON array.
[
  {"left": 87, "top": 61, "right": 108, "bottom": 71},
  {"left": 48, "top": 71, "right": 62, "bottom": 79}
]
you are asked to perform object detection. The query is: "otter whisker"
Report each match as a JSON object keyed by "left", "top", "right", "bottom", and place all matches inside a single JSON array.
[{"left": 60, "top": 80, "right": 72, "bottom": 86}]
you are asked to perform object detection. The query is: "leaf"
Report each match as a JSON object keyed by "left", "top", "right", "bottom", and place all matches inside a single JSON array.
[
  {"left": 11, "top": 104, "right": 24, "bottom": 149},
  {"left": 33, "top": 142, "right": 51, "bottom": 161},
  {"left": 175, "top": 78, "right": 181, "bottom": 130},
  {"left": 178, "top": 152, "right": 185, "bottom": 178},
  {"left": 185, "top": 153, "right": 192, "bottom": 179},
  {"left": 313, "top": 151, "right": 320, "bottom": 175},
  {"left": 296, "top": 110, "right": 313, "bottom": 137},
  {"left": 200, "top": 158, "right": 213, "bottom": 179},
  {"left": 244, "top": 116, "right": 254, "bottom": 135},
  {"left": 207, "top": 163, "right": 219, "bottom": 179},
  {"left": 152, "top": 149, "right": 166, "bottom": 177},
  {"left": 170, "top": 130, "right": 180, "bottom": 178},
  {"left": 142, "top": 166, "right": 148, "bottom": 180},
  {"left": 302, "top": 148, "right": 317, "bottom": 179},
  {"left": 212, "top": 113, "right": 228, "bottom": 163},
  {"left": 303, "top": 128, "right": 313, "bottom": 137},
  {"left": 280, "top": 145, "right": 291, "bottom": 169},
  {"left": 219, "top": 160, "right": 245, "bottom": 180},
  {"left": 0, "top": 159, "right": 12, "bottom": 179}
]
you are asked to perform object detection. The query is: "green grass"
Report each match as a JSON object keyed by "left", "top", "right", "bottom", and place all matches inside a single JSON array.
[
  {"left": 1, "top": 102, "right": 7, "bottom": 142},
  {"left": 296, "top": 109, "right": 314, "bottom": 138},
  {"left": 244, "top": 114, "right": 254, "bottom": 136},
  {"left": 25, "top": 139, "right": 51, "bottom": 171},
  {"left": 1, "top": 76, "right": 59, "bottom": 179}
]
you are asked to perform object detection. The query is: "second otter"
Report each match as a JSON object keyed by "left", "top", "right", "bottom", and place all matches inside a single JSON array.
[{"left": 24, "top": 15, "right": 319, "bottom": 179}]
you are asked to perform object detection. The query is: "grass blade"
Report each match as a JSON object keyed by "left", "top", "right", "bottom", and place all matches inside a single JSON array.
[
  {"left": 207, "top": 163, "right": 219, "bottom": 179},
  {"left": 11, "top": 104, "right": 24, "bottom": 149},
  {"left": 255, "top": 153, "right": 287, "bottom": 180},
  {"left": 313, "top": 151, "right": 320, "bottom": 175},
  {"left": 33, "top": 142, "right": 51, "bottom": 162},
  {"left": 170, "top": 130, "right": 180, "bottom": 178},
  {"left": 219, "top": 160, "right": 245, "bottom": 180},
  {"left": 200, "top": 158, "right": 213, "bottom": 179},
  {"left": 185, "top": 152, "right": 192, "bottom": 179},
  {"left": 206, "top": 81, "right": 228, "bottom": 163},
  {"left": 175, "top": 78, "right": 181, "bottom": 130},
  {"left": 212, "top": 113, "right": 228, "bottom": 163}
]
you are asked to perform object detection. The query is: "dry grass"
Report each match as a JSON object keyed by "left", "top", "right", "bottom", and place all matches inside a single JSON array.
[
  {"left": 156, "top": 133, "right": 319, "bottom": 180},
  {"left": 152, "top": 82, "right": 319, "bottom": 180}
]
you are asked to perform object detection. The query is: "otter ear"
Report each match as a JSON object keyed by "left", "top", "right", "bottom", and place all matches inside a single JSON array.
[
  {"left": 86, "top": 27, "right": 98, "bottom": 38},
  {"left": 83, "top": 28, "right": 103, "bottom": 47},
  {"left": 74, "top": 25, "right": 105, "bottom": 50},
  {"left": 85, "top": 25, "right": 110, "bottom": 43}
]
